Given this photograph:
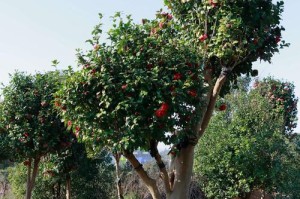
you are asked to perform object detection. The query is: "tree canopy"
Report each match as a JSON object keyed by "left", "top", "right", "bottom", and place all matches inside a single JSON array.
[{"left": 195, "top": 78, "right": 299, "bottom": 198}]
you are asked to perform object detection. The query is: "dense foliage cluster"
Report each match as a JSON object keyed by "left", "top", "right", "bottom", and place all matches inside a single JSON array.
[
  {"left": 1, "top": 72, "right": 70, "bottom": 160},
  {"left": 0, "top": 1, "right": 291, "bottom": 198},
  {"left": 7, "top": 149, "right": 115, "bottom": 199},
  {"left": 254, "top": 78, "right": 298, "bottom": 135},
  {"left": 57, "top": 14, "right": 206, "bottom": 152},
  {"left": 195, "top": 78, "right": 299, "bottom": 198},
  {"left": 165, "top": 0, "right": 288, "bottom": 94}
]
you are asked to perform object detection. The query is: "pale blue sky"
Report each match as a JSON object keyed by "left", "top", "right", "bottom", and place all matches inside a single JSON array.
[{"left": 0, "top": 0, "right": 299, "bottom": 132}]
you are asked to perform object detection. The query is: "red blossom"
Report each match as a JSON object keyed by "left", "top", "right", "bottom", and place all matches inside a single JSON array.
[
  {"left": 159, "top": 22, "right": 164, "bottom": 29},
  {"left": 155, "top": 102, "right": 169, "bottom": 118},
  {"left": 219, "top": 104, "right": 227, "bottom": 111},
  {"left": 147, "top": 63, "right": 153, "bottom": 70},
  {"left": 122, "top": 84, "right": 128, "bottom": 90},
  {"left": 209, "top": 0, "right": 218, "bottom": 7},
  {"left": 160, "top": 103, "right": 169, "bottom": 111},
  {"left": 155, "top": 109, "right": 165, "bottom": 118},
  {"left": 188, "top": 90, "right": 197, "bottom": 97},
  {"left": 68, "top": 120, "right": 72, "bottom": 127},
  {"left": 93, "top": 44, "right": 100, "bottom": 50},
  {"left": 173, "top": 73, "right": 182, "bottom": 80},
  {"left": 199, "top": 34, "right": 208, "bottom": 42},
  {"left": 275, "top": 36, "right": 281, "bottom": 43}
]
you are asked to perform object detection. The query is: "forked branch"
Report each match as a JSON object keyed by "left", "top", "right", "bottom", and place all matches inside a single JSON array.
[
  {"left": 123, "top": 151, "right": 161, "bottom": 199},
  {"left": 150, "top": 141, "right": 172, "bottom": 195},
  {"left": 198, "top": 68, "right": 230, "bottom": 137}
]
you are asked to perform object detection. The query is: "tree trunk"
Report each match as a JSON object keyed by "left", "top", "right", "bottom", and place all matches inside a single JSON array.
[
  {"left": 124, "top": 152, "right": 162, "bottom": 199},
  {"left": 25, "top": 158, "right": 32, "bottom": 199},
  {"left": 114, "top": 153, "right": 124, "bottom": 199},
  {"left": 56, "top": 182, "right": 61, "bottom": 199},
  {"left": 25, "top": 157, "right": 40, "bottom": 199},
  {"left": 66, "top": 174, "right": 71, "bottom": 199},
  {"left": 169, "top": 145, "right": 195, "bottom": 199}
]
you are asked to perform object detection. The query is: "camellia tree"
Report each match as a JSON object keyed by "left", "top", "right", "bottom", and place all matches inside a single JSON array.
[
  {"left": 57, "top": 0, "right": 287, "bottom": 198},
  {"left": 254, "top": 77, "right": 298, "bottom": 136},
  {"left": 194, "top": 78, "right": 299, "bottom": 198},
  {"left": 0, "top": 71, "right": 71, "bottom": 199},
  {"left": 41, "top": 132, "right": 78, "bottom": 199}
]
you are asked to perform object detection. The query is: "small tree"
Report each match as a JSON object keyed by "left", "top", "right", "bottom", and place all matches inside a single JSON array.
[
  {"left": 254, "top": 77, "right": 298, "bottom": 136},
  {"left": 57, "top": 0, "right": 287, "bottom": 198},
  {"left": 0, "top": 71, "right": 70, "bottom": 199},
  {"left": 194, "top": 78, "right": 299, "bottom": 198},
  {"left": 7, "top": 147, "right": 115, "bottom": 199}
]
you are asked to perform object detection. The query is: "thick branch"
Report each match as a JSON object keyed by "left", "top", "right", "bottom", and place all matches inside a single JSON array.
[
  {"left": 114, "top": 153, "right": 124, "bottom": 199},
  {"left": 25, "top": 158, "right": 32, "bottom": 199},
  {"left": 194, "top": 66, "right": 214, "bottom": 137},
  {"left": 198, "top": 74, "right": 227, "bottom": 137},
  {"left": 150, "top": 142, "right": 172, "bottom": 195},
  {"left": 123, "top": 152, "right": 161, "bottom": 199},
  {"left": 29, "top": 157, "right": 40, "bottom": 192}
]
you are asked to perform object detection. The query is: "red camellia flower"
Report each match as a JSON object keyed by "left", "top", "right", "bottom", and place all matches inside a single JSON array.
[
  {"left": 155, "top": 109, "right": 165, "bottom": 118},
  {"left": 275, "top": 36, "right": 281, "bottom": 43},
  {"left": 160, "top": 103, "right": 169, "bottom": 111},
  {"left": 68, "top": 120, "right": 72, "bottom": 127},
  {"left": 219, "top": 104, "right": 227, "bottom": 111},
  {"left": 147, "top": 63, "right": 153, "bottom": 70},
  {"left": 199, "top": 34, "right": 208, "bottom": 42},
  {"left": 173, "top": 73, "right": 182, "bottom": 80},
  {"left": 23, "top": 132, "right": 29, "bottom": 138},
  {"left": 159, "top": 22, "right": 164, "bottom": 29},
  {"left": 209, "top": 0, "right": 218, "bottom": 7},
  {"left": 188, "top": 90, "right": 197, "bottom": 97},
  {"left": 93, "top": 44, "right": 100, "bottom": 50},
  {"left": 121, "top": 84, "right": 127, "bottom": 90},
  {"left": 155, "top": 102, "right": 169, "bottom": 118},
  {"left": 167, "top": 14, "right": 173, "bottom": 20}
]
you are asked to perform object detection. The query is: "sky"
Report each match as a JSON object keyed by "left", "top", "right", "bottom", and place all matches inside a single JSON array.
[{"left": 0, "top": 0, "right": 299, "bottom": 133}]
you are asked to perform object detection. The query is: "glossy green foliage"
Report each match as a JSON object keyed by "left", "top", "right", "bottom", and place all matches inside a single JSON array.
[
  {"left": 57, "top": 14, "right": 206, "bottom": 152},
  {"left": 254, "top": 77, "right": 298, "bottom": 135},
  {"left": 57, "top": 0, "right": 287, "bottom": 153},
  {"left": 165, "top": 0, "right": 288, "bottom": 94},
  {"left": 195, "top": 79, "right": 300, "bottom": 198},
  {"left": 7, "top": 149, "right": 115, "bottom": 199},
  {"left": 1, "top": 71, "right": 69, "bottom": 160}
]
